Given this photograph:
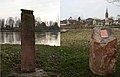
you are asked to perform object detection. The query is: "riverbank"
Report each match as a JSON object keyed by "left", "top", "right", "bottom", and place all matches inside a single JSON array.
[
  {"left": 0, "top": 30, "right": 60, "bottom": 32},
  {"left": 1, "top": 29, "right": 120, "bottom": 77}
]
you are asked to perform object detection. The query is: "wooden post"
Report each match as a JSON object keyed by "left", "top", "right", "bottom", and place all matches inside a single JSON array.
[
  {"left": 21, "top": 9, "right": 35, "bottom": 72},
  {"left": 89, "top": 27, "right": 117, "bottom": 75}
]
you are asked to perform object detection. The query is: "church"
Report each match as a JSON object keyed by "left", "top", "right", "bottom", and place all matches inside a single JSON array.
[{"left": 104, "top": 8, "right": 113, "bottom": 26}]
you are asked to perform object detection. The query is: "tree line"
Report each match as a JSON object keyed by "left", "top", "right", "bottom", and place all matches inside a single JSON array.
[{"left": 0, "top": 17, "right": 60, "bottom": 32}]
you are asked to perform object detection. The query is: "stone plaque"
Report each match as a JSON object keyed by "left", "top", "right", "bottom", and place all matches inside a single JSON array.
[{"left": 100, "top": 30, "right": 108, "bottom": 38}]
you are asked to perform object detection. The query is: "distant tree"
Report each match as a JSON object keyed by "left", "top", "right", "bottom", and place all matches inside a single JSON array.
[
  {"left": 0, "top": 19, "right": 2, "bottom": 29},
  {"left": 36, "top": 17, "right": 41, "bottom": 22},
  {"left": 6, "top": 17, "right": 14, "bottom": 28},
  {"left": 78, "top": 17, "right": 81, "bottom": 21},
  {"left": 54, "top": 22, "right": 58, "bottom": 26},
  {"left": 0, "top": 19, "right": 5, "bottom": 29},
  {"left": 36, "top": 21, "right": 41, "bottom": 26},
  {"left": 35, "top": 17, "right": 41, "bottom": 26},
  {"left": 35, "top": 21, "right": 47, "bottom": 31},
  {"left": 54, "top": 22, "right": 59, "bottom": 29},
  {"left": 48, "top": 22, "right": 59, "bottom": 30},
  {"left": 15, "top": 17, "right": 21, "bottom": 28},
  {"left": 40, "top": 22, "right": 46, "bottom": 29},
  {"left": 41, "top": 22, "right": 46, "bottom": 26},
  {"left": 49, "top": 21, "right": 54, "bottom": 26}
]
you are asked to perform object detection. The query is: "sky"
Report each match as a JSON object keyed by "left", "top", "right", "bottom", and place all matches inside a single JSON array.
[
  {"left": 0, "top": 0, "right": 60, "bottom": 22},
  {"left": 60, "top": 0, "right": 120, "bottom": 20},
  {"left": 0, "top": 0, "right": 120, "bottom": 21}
]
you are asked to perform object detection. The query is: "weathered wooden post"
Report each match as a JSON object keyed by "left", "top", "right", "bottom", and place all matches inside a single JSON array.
[
  {"left": 21, "top": 9, "right": 35, "bottom": 72},
  {"left": 89, "top": 27, "right": 117, "bottom": 75}
]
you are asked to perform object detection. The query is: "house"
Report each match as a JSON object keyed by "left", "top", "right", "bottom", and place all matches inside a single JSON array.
[
  {"left": 93, "top": 19, "right": 102, "bottom": 26},
  {"left": 60, "top": 20, "right": 69, "bottom": 26},
  {"left": 108, "top": 18, "right": 114, "bottom": 25},
  {"left": 114, "top": 18, "right": 120, "bottom": 25},
  {"left": 60, "top": 17, "right": 78, "bottom": 26},
  {"left": 68, "top": 17, "right": 78, "bottom": 25},
  {"left": 117, "top": 18, "right": 120, "bottom": 24},
  {"left": 85, "top": 18, "right": 94, "bottom": 26}
]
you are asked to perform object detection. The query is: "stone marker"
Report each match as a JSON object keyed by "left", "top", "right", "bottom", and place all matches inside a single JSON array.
[
  {"left": 21, "top": 9, "right": 35, "bottom": 72},
  {"left": 89, "top": 27, "right": 117, "bottom": 75}
]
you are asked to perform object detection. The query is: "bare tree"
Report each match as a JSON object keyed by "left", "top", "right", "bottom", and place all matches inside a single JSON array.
[
  {"left": 106, "top": 0, "right": 120, "bottom": 3},
  {"left": 15, "top": 17, "right": 21, "bottom": 28},
  {"left": 6, "top": 17, "right": 14, "bottom": 28},
  {"left": 49, "top": 21, "right": 54, "bottom": 26},
  {"left": 35, "top": 17, "right": 41, "bottom": 26},
  {"left": 105, "top": 0, "right": 120, "bottom": 7},
  {"left": 0, "top": 19, "right": 5, "bottom": 29},
  {"left": 0, "top": 19, "right": 2, "bottom": 29}
]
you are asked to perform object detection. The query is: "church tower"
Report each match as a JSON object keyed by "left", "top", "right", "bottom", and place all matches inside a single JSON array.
[
  {"left": 105, "top": 8, "right": 109, "bottom": 19},
  {"left": 105, "top": 8, "right": 109, "bottom": 25}
]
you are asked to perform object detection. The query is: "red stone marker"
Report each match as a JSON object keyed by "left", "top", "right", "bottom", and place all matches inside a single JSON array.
[
  {"left": 21, "top": 9, "right": 35, "bottom": 72},
  {"left": 90, "top": 27, "right": 117, "bottom": 75}
]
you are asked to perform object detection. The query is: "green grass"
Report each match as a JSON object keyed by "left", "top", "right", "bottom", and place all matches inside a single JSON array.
[{"left": 1, "top": 29, "right": 120, "bottom": 77}]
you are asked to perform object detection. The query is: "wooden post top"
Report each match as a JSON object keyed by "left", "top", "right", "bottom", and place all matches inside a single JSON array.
[{"left": 21, "top": 9, "right": 34, "bottom": 15}]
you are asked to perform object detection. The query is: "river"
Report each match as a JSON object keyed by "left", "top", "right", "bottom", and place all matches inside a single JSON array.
[{"left": 0, "top": 32, "right": 60, "bottom": 46}]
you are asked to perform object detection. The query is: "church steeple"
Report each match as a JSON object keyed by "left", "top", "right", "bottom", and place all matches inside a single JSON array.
[
  {"left": 105, "top": 8, "right": 110, "bottom": 26},
  {"left": 105, "top": 8, "right": 109, "bottom": 19}
]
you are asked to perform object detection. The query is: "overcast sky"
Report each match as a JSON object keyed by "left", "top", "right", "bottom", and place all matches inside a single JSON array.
[
  {"left": 0, "top": 0, "right": 60, "bottom": 22},
  {"left": 0, "top": 0, "right": 119, "bottom": 21},
  {"left": 61, "top": 0, "right": 120, "bottom": 20}
]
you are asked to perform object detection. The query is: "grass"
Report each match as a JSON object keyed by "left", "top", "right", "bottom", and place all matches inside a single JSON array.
[{"left": 1, "top": 29, "right": 120, "bottom": 77}]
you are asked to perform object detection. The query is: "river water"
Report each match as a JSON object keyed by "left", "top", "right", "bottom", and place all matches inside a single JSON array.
[{"left": 0, "top": 32, "right": 60, "bottom": 46}]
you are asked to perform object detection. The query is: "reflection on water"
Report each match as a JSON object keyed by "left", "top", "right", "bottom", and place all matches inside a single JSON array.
[{"left": 0, "top": 32, "right": 60, "bottom": 46}]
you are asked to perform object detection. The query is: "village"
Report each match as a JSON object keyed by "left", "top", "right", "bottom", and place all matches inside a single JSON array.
[{"left": 60, "top": 9, "right": 120, "bottom": 31}]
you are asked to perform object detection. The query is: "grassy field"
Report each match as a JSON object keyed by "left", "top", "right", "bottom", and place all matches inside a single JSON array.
[{"left": 1, "top": 29, "right": 120, "bottom": 77}]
